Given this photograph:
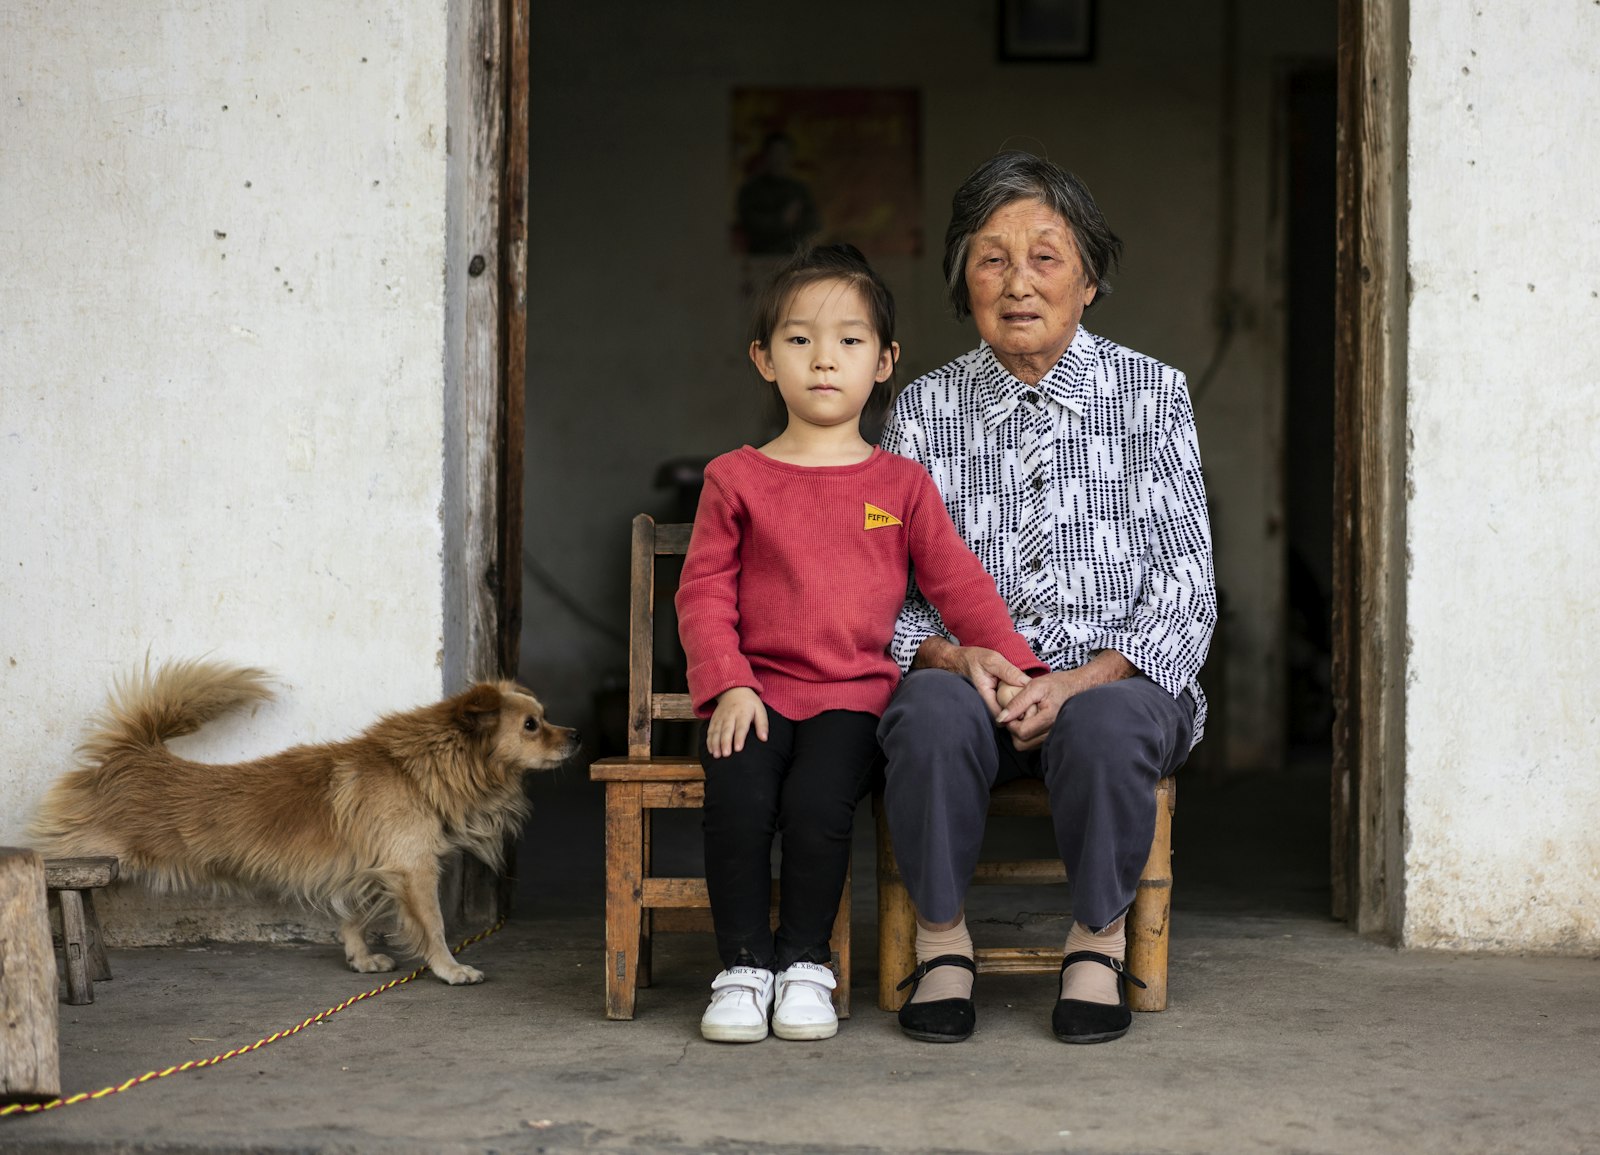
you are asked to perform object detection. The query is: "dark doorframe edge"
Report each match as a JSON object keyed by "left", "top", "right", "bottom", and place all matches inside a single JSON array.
[
  {"left": 498, "top": 0, "right": 530, "bottom": 685},
  {"left": 1332, "top": 0, "right": 1407, "bottom": 937}
]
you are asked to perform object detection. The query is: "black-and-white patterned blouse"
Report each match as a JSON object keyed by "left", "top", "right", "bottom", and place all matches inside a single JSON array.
[{"left": 880, "top": 326, "right": 1218, "bottom": 744}]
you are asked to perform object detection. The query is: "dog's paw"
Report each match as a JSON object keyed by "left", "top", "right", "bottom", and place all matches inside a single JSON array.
[
  {"left": 348, "top": 952, "right": 397, "bottom": 974},
  {"left": 434, "top": 962, "right": 485, "bottom": 986}
]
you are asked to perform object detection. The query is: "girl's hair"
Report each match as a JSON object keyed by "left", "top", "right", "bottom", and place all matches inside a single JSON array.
[{"left": 748, "top": 243, "right": 898, "bottom": 421}]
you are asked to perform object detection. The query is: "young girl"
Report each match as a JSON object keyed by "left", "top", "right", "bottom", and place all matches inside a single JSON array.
[{"left": 676, "top": 244, "right": 1046, "bottom": 1043}]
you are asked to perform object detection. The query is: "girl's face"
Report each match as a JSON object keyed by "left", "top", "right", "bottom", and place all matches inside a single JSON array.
[{"left": 749, "top": 278, "right": 897, "bottom": 436}]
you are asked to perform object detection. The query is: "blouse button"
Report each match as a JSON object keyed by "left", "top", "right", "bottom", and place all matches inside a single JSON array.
[
  {"left": 1023, "top": 391, "right": 1039, "bottom": 404},
  {"left": 1031, "top": 476, "right": 1045, "bottom": 492},
  {"left": 1030, "top": 557, "right": 1042, "bottom": 572}
]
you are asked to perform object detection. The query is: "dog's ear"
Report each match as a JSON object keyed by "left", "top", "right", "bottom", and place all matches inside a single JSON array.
[{"left": 452, "top": 683, "right": 502, "bottom": 731}]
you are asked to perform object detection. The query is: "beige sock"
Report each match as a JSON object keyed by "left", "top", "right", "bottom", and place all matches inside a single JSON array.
[
  {"left": 1060, "top": 918, "right": 1126, "bottom": 1005},
  {"left": 909, "top": 919, "right": 974, "bottom": 1003}
]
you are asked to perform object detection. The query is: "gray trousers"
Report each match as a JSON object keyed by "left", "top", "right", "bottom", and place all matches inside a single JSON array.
[{"left": 877, "top": 669, "right": 1195, "bottom": 932}]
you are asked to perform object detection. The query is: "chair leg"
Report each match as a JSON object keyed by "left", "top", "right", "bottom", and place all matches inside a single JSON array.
[
  {"left": 1128, "top": 780, "right": 1176, "bottom": 1012},
  {"left": 638, "top": 911, "right": 654, "bottom": 990},
  {"left": 637, "top": 807, "right": 653, "bottom": 989},
  {"left": 603, "top": 782, "right": 645, "bottom": 1020},
  {"left": 875, "top": 801, "right": 917, "bottom": 1012},
  {"left": 56, "top": 889, "right": 93, "bottom": 1005},
  {"left": 82, "top": 889, "right": 112, "bottom": 982},
  {"left": 831, "top": 858, "right": 851, "bottom": 1018}
]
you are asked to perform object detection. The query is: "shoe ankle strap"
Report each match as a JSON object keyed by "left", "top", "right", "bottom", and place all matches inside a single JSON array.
[
  {"left": 895, "top": 952, "right": 976, "bottom": 992},
  {"left": 1058, "top": 950, "right": 1148, "bottom": 989}
]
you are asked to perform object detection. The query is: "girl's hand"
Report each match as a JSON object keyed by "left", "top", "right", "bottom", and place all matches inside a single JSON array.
[{"left": 706, "top": 687, "right": 768, "bottom": 758}]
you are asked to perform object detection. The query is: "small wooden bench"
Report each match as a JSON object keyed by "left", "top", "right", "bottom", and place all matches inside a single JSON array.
[
  {"left": 875, "top": 777, "right": 1176, "bottom": 1012},
  {"left": 44, "top": 856, "right": 118, "bottom": 1006},
  {"left": 1, "top": 846, "right": 60, "bottom": 1103}
]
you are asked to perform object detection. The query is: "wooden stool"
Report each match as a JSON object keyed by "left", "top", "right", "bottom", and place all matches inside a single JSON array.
[
  {"left": 876, "top": 777, "right": 1175, "bottom": 1012},
  {"left": 43, "top": 856, "right": 118, "bottom": 1006}
]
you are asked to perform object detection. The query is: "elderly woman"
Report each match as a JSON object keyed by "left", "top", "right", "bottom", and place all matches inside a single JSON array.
[{"left": 878, "top": 152, "right": 1217, "bottom": 1045}]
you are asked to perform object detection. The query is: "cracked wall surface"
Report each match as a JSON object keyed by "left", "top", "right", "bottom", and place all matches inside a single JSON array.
[
  {"left": 1, "top": 1, "right": 451, "bottom": 943},
  {"left": 1402, "top": 0, "right": 1600, "bottom": 949}
]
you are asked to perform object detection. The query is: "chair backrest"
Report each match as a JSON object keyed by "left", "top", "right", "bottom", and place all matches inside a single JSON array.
[{"left": 625, "top": 513, "right": 696, "bottom": 757}]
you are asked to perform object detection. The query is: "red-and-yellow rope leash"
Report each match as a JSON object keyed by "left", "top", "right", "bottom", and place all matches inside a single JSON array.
[{"left": 0, "top": 919, "right": 505, "bottom": 1119}]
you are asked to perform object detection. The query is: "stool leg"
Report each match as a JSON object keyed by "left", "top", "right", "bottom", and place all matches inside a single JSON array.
[
  {"left": 1128, "top": 782, "right": 1175, "bottom": 1012},
  {"left": 603, "top": 783, "right": 644, "bottom": 1020},
  {"left": 57, "top": 889, "right": 94, "bottom": 1005},
  {"left": 831, "top": 858, "right": 851, "bottom": 1018},
  {"left": 875, "top": 802, "right": 916, "bottom": 1012},
  {"left": 82, "top": 890, "right": 112, "bottom": 982}
]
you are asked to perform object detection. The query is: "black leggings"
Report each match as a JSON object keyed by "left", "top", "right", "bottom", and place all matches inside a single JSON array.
[{"left": 700, "top": 706, "right": 880, "bottom": 971}]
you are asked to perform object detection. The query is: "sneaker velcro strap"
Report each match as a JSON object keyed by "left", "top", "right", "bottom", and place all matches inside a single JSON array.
[
  {"left": 782, "top": 963, "right": 836, "bottom": 990},
  {"left": 711, "top": 967, "right": 772, "bottom": 993}
]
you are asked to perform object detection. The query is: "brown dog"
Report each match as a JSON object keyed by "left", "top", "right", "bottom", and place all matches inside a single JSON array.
[{"left": 29, "top": 658, "right": 578, "bottom": 984}]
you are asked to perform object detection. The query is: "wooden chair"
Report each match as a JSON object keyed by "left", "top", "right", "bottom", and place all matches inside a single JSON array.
[
  {"left": 43, "top": 856, "right": 118, "bottom": 1006},
  {"left": 590, "top": 514, "right": 851, "bottom": 1020},
  {"left": 875, "top": 776, "right": 1175, "bottom": 1012}
]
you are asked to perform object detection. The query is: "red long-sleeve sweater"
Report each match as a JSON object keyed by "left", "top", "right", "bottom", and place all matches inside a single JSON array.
[{"left": 677, "top": 446, "right": 1045, "bottom": 720}]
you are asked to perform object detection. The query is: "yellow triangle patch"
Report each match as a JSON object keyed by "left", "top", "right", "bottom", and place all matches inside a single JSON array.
[{"left": 864, "top": 502, "right": 903, "bottom": 530}]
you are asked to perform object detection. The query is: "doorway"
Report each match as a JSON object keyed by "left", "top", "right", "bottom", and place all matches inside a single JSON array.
[{"left": 511, "top": 0, "right": 1392, "bottom": 934}]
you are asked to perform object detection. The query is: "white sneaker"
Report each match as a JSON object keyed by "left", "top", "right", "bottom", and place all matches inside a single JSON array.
[
  {"left": 699, "top": 966, "right": 775, "bottom": 1043},
  {"left": 772, "top": 961, "right": 839, "bottom": 1041}
]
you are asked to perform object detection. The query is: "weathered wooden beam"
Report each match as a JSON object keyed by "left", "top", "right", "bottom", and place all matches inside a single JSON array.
[{"left": 41, "top": 857, "right": 118, "bottom": 890}]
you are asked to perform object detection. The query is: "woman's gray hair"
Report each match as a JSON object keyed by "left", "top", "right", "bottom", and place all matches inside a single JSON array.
[{"left": 942, "top": 152, "right": 1123, "bottom": 320}]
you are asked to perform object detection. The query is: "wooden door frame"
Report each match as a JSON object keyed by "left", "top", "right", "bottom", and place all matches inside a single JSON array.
[
  {"left": 447, "top": 0, "right": 528, "bottom": 688},
  {"left": 1331, "top": 0, "right": 1406, "bottom": 937},
  {"left": 443, "top": 0, "right": 530, "bottom": 924}
]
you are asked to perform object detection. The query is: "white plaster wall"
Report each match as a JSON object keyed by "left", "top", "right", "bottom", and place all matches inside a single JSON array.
[
  {"left": 522, "top": 0, "right": 1336, "bottom": 771},
  {"left": 0, "top": 2, "right": 450, "bottom": 942},
  {"left": 1404, "top": 2, "right": 1600, "bottom": 949}
]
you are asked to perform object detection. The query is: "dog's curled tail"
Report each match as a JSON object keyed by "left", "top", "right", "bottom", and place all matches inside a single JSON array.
[{"left": 76, "top": 657, "right": 276, "bottom": 765}]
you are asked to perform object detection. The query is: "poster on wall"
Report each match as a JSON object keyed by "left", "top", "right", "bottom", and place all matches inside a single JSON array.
[{"left": 730, "top": 88, "right": 922, "bottom": 258}]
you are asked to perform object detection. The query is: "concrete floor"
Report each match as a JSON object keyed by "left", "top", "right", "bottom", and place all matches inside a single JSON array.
[{"left": 4, "top": 754, "right": 1598, "bottom": 1155}]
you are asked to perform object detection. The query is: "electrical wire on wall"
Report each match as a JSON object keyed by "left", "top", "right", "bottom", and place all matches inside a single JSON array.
[
  {"left": 522, "top": 547, "right": 627, "bottom": 647},
  {"left": 1193, "top": 0, "right": 1241, "bottom": 402}
]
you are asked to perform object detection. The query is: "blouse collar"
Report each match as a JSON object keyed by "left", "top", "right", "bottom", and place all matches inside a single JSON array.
[{"left": 977, "top": 326, "right": 1097, "bottom": 430}]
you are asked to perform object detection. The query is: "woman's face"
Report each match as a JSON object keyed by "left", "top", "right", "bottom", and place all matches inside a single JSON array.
[{"left": 964, "top": 198, "right": 1097, "bottom": 381}]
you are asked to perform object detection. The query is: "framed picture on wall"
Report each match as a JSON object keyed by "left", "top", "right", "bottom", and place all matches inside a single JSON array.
[{"left": 999, "top": 0, "right": 1096, "bottom": 62}]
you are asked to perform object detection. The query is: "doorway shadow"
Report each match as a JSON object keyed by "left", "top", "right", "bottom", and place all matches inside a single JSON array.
[{"left": 512, "top": 742, "right": 1334, "bottom": 928}]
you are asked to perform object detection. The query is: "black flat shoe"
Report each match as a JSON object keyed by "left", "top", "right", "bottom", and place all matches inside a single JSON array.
[
  {"left": 1051, "top": 950, "right": 1147, "bottom": 1044},
  {"left": 895, "top": 954, "right": 977, "bottom": 1043}
]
